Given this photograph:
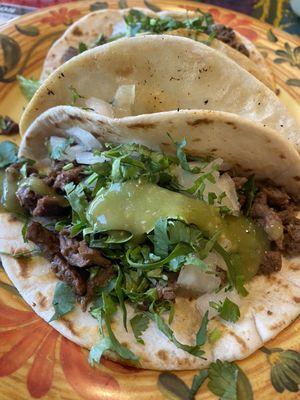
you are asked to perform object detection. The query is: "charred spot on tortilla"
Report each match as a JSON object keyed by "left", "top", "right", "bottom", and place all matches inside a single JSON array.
[
  {"left": 126, "top": 122, "right": 156, "bottom": 129},
  {"left": 47, "top": 88, "right": 55, "bottom": 96},
  {"left": 187, "top": 118, "right": 213, "bottom": 126},
  {"left": 279, "top": 154, "right": 286, "bottom": 159},
  {"left": 294, "top": 176, "right": 300, "bottom": 181},
  {"left": 61, "top": 317, "right": 78, "bottom": 336},
  {"left": 267, "top": 310, "right": 273, "bottom": 315},
  {"left": 228, "top": 331, "right": 248, "bottom": 351},
  {"left": 69, "top": 115, "right": 83, "bottom": 122},
  {"left": 72, "top": 27, "right": 83, "bottom": 36},
  {"left": 36, "top": 291, "right": 48, "bottom": 309},
  {"left": 293, "top": 297, "right": 300, "bottom": 303},
  {"left": 157, "top": 350, "right": 169, "bottom": 361},
  {"left": 114, "top": 66, "right": 133, "bottom": 77},
  {"left": 18, "top": 257, "right": 34, "bottom": 279}
]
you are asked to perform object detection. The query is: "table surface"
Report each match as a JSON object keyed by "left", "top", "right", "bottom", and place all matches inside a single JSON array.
[{"left": 0, "top": 0, "right": 300, "bottom": 35}]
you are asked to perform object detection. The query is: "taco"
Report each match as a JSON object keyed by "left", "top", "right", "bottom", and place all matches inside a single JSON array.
[
  {"left": 20, "top": 35, "right": 300, "bottom": 149},
  {"left": 1, "top": 105, "right": 300, "bottom": 370},
  {"left": 41, "top": 8, "right": 274, "bottom": 90}
]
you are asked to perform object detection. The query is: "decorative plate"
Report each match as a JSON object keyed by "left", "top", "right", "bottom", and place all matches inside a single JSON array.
[{"left": 0, "top": 1, "right": 299, "bottom": 399}]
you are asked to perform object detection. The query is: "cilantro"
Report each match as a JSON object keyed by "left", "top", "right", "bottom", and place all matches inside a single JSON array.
[
  {"left": 210, "top": 297, "right": 240, "bottom": 323},
  {"left": 89, "top": 293, "right": 138, "bottom": 365},
  {"left": 207, "top": 360, "right": 253, "bottom": 400},
  {"left": 241, "top": 175, "right": 257, "bottom": 217},
  {"left": 49, "top": 282, "right": 76, "bottom": 322},
  {"left": 208, "top": 327, "right": 222, "bottom": 344},
  {"left": 153, "top": 218, "right": 169, "bottom": 258},
  {"left": 115, "top": 267, "right": 127, "bottom": 330},
  {"left": 151, "top": 311, "right": 208, "bottom": 358},
  {"left": 18, "top": 75, "right": 40, "bottom": 100},
  {"left": 130, "top": 313, "right": 150, "bottom": 344},
  {"left": 78, "top": 42, "right": 88, "bottom": 53},
  {"left": 0, "top": 249, "right": 40, "bottom": 258},
  {"left": 21, "top": 220, "right": 29, "bottom": 243},
  {"left": 68, "top": 85, "right": 85, "bottom": 105},
  {"left": 49, "top": 137, "right": 73, "bottom": 160},
  {"left": 168, "top": 135, "right": 200, "bottom": 173},
  {"left": 65, "top": 182, "right": 89, "bottom": 223},
  {"left": 0, "top": 141, "right": 18, "bottom": 168}
]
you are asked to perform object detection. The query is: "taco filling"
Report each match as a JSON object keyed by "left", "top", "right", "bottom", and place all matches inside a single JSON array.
[{"left": 1, "top": 128, "right": 299, "bottom": 365}]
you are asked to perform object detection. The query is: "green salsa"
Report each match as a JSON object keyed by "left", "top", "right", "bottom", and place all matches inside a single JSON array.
[{"left": 87, "top": 181, "right": 269, "bottom": 281}]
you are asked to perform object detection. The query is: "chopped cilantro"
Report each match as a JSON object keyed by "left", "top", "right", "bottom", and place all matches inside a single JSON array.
[
  {"left": 49, "top": 282, "right": 76, "bottom": 322},
  {"left": 130, "top": 313, "right": 150, "bottom": 344},
  {"left": 210, "top": 297, "right": 240, "bottom": 323}
]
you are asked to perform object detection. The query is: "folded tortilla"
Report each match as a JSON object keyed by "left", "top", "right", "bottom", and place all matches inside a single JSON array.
[
  {"left": 41, "top": 8, "right": 274, "bottom": 90},
  {"left": 2, "top": 105, "right": 300, "bottom": 370},
  {"left": 20, "top": 35, "right": 300, "bottom": 151}
]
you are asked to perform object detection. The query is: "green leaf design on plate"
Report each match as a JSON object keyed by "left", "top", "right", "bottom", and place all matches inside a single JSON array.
[
  {"left": 158, "top": 372, "right": 191, "bottom": 400},
  {"left": 237, "top": 366, "right": 253, "bottom": 400},
  {"left": 274, "top": 43, "right": 300, "bottom": 68},
  {"left": 267, "top": 28, "right": 278, "bottom": 43},
  {"left": 89, "top": 2, "right": 108, "bottom": 11},
  {"left": 118, "top": 0, "right": 128, "bottom": 9},
  {"left": 15, "top": 24, "right": 40, "bottom": 37},
  {"left": 0, "top": 34, "right": 21, "bottom": 79},
  {"left": 144, "top": 0, "right": 162, "bottom": 12},
  {"left": 0, "top": 281, "right": 20, "bottom": 296},
  {"left": 286, "top": 79, "right": 300, "bottom": 87},
  {"left": 261, "top": 347, "right": 300, "bottom": 393}
]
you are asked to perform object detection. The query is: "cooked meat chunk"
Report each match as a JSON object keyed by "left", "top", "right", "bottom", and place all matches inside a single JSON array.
[
  {"left": 283, "top": 218, "right": 300, "bottom": 256},
  {"left": 251, "top": 191, "right": 283, "bottom": 242},
  {"left": 0, "top": 116, "right": 19, "bottom": 135},
  {"left": 32, "top": 196, "right": 67, "bottom": 217},
  {"left": 43, "top": 161, "right": 66, "bottom": 187},
  {"left": 26, "top": 222, "right": 60, "bottom": 259},
  {"left": 16, "top": 186, "right": 40, "bottom": 212},
  {"left": 156, "top": 281, "right": 178, "bottom": 300},
  {"left": 51, "top": 254, "right": 87, "bottom": 296},
  {"left": 232, "top": 176, "right": 247, "bottom": 190},
  {"left": 81, "top": 266, "right": 116, "bottom": 310},
  {"left": 212, "top": 24, "right": 250, "bottom": 57},
  {"left": 53, "top": 166, "right": 84, "bottom": 191},
  {"left": 59, "top": 234, "right": 112, "bottom": 268},
  {"left": 259, "top": 251, "right": 282, "bottom": 275},
  {"left": 61, "top": 46, "right": 79, "bottom": 63},
  {"left": 262, "top": 186, "right": 290, "bottom": 209},
  {"left": 278, "top": 205, "right": 296, "bottom": 225}
]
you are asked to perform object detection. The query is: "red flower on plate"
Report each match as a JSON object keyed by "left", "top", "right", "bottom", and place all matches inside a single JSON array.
[
  {"left": 179, "top": 5, "right": 258, "bottom": 42},
  {"left": 41, "top": 7, "right": 81, "bottom": 27},
  {"left": 0, "top": 300, "right": 121, "bottom": 399}
]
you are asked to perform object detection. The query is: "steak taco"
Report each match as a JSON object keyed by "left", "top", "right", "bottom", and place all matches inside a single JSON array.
[
  {"left": 41, "top": 8, "right": 274, "bottom": 90},
  {"left": 20, "top": 35, "right": 300, "bottom": 150},
  {"left": 1, "top": 105, "right": 299, "bottom": 370}
]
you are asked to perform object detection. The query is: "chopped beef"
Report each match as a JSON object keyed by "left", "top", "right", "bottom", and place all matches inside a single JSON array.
[
  {"left": 0, "top": 116, "right": 19, "bottom": 135},
  {"left": 251, "top": 191, "right": 283, "bottom": 243},
  {"left": 16, "top": 186, "right": 40, "bottom": 212},
  {"left": 232, "top": 176, "right": 247, "bottom": 190},
  {"left": 259, "top": 250, "right": 282, "bottom": 275},
  {"left": 283, "top": 218, "right": 300, "bottom": 256},
  {"left": 26, "top": 222, "right": 60, "bottom": 259},
  {"left": 81, "top": 266, "right": 116, "bottom": 310},
  {"left": 59, "top": 234, "right": 112, "bottom": 268},
  {"left": 60, "top": 46, "right": 79, "bottom": 63},
  {"left": 32, "top": 196, "right": 67, "bottom": 217},
  {"left": 262, "top": 186, "right": 290, "bottom": 209},
  {"left": 278, "top": 205, "right": 296, "bottom": 225},
  {"left": 43, "top": 161, "right": 66, "bottom": 187},
  {"left": 156, "top": 281, "right": 178, "bottom": 300},
  {"left": 53, "top": 166, "right": 84, "bottom": 191},
  {"left": 51, "top": 254, "right": 87, "bottom": 296},
  {"left": 212, "top": 24, "right": 250, "bottom": 57}
]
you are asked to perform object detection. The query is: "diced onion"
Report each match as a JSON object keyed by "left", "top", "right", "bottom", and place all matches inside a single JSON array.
[
  {"left": 75, "top": 152, "right": 108, "bottom": 165},
  {"left": 113, "top": 84, "right": 135, "bottom": 117},
  {"left": 66, "top": 127, "right": 102, "bottom": 150},
  {"left": 85, "top": 97, "right": 114, "bottom": 118}
]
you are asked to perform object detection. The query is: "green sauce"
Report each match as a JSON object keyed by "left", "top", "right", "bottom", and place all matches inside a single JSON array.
[{"left": 87, "top": 181, "right": 269, "bottom": 281}]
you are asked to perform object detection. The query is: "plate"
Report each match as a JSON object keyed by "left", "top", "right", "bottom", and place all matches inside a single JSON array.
[{"left": 0, "top": 1, "right": 299, "bottom": 399}]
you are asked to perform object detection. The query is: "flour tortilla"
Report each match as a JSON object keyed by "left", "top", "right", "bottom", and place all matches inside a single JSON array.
[
  {"left": 40, "top": 8, "right": 274, "bottom": 90},
  {"left": 1, "top": 106, "right": 300, "bottom": 370},
  {"left": 20, "top": 35, "right": 299, "bottom": 151}
]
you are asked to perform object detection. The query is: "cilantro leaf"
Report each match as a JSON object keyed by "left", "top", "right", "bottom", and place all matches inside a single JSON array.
[
  {"left": 49, "top": 137, "right": 73, "bottom": 160},
  {"left": 65, "top": 182, "right": 89, "bottom": 223},
  {"left": 115, "top": 268, "right": 127, "bottom": 330},
  {"left": 130, "top": 313, "right": 150, "bottom": 344},
  {"left": 0, "top": 141, "right": 18, "bottom": 168},
  {"left": 18, "top": 75, "right": 40, "bottom": 100},
  {"left": 210, "top": 297, "right": 240, "bottom": 323},
  {"left": 78, "top": 42, "right": 88, "bottom": 53},
  {"left": 242, "top": 175, "right": 257, "bottom": 217},
  {"left": 153, "top": 218, "right": 169, "bottom": 258},
  {"left": 208, "top": 327, "right": 222, "bottom": 344},
  {"left": 49, "top": 282, "right": 76, "bottom": 322},
  {"left": 196, "top": 310, "right": 209, "bottom": 346},
  {"left": 168, "top": 135, "right": 199, "bottom": 173},
  {"left": 152, "top": 313, "right": 206, "bottom": 358},
  {"left": 89, "top": 337, "right": 112, "bottom": 366}
]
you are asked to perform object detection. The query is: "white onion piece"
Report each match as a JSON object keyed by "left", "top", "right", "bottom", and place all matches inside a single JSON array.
[
  {"left": 66, "top": 127, "right": 102, "bottom": 151},
  {"left": 76, "top": 152, "right": 108, "bottom": 165},
  {"left": 177, "top": 252, "right": 226, "bottom": 296},
  {"left": 49, "top": 136, "right": 75, "bottom": 161},
  {"left": 85, "top": 97, "right": 114, "bottom": 118},
  {"left": 218, "top": 173, "right": 240, "bottom": 216},
  {"left": 113, "top": 84, "right": 135, "bottom": 117},
  {"left": 64, "top": 144, "right": 85, "bottom": 161}
]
